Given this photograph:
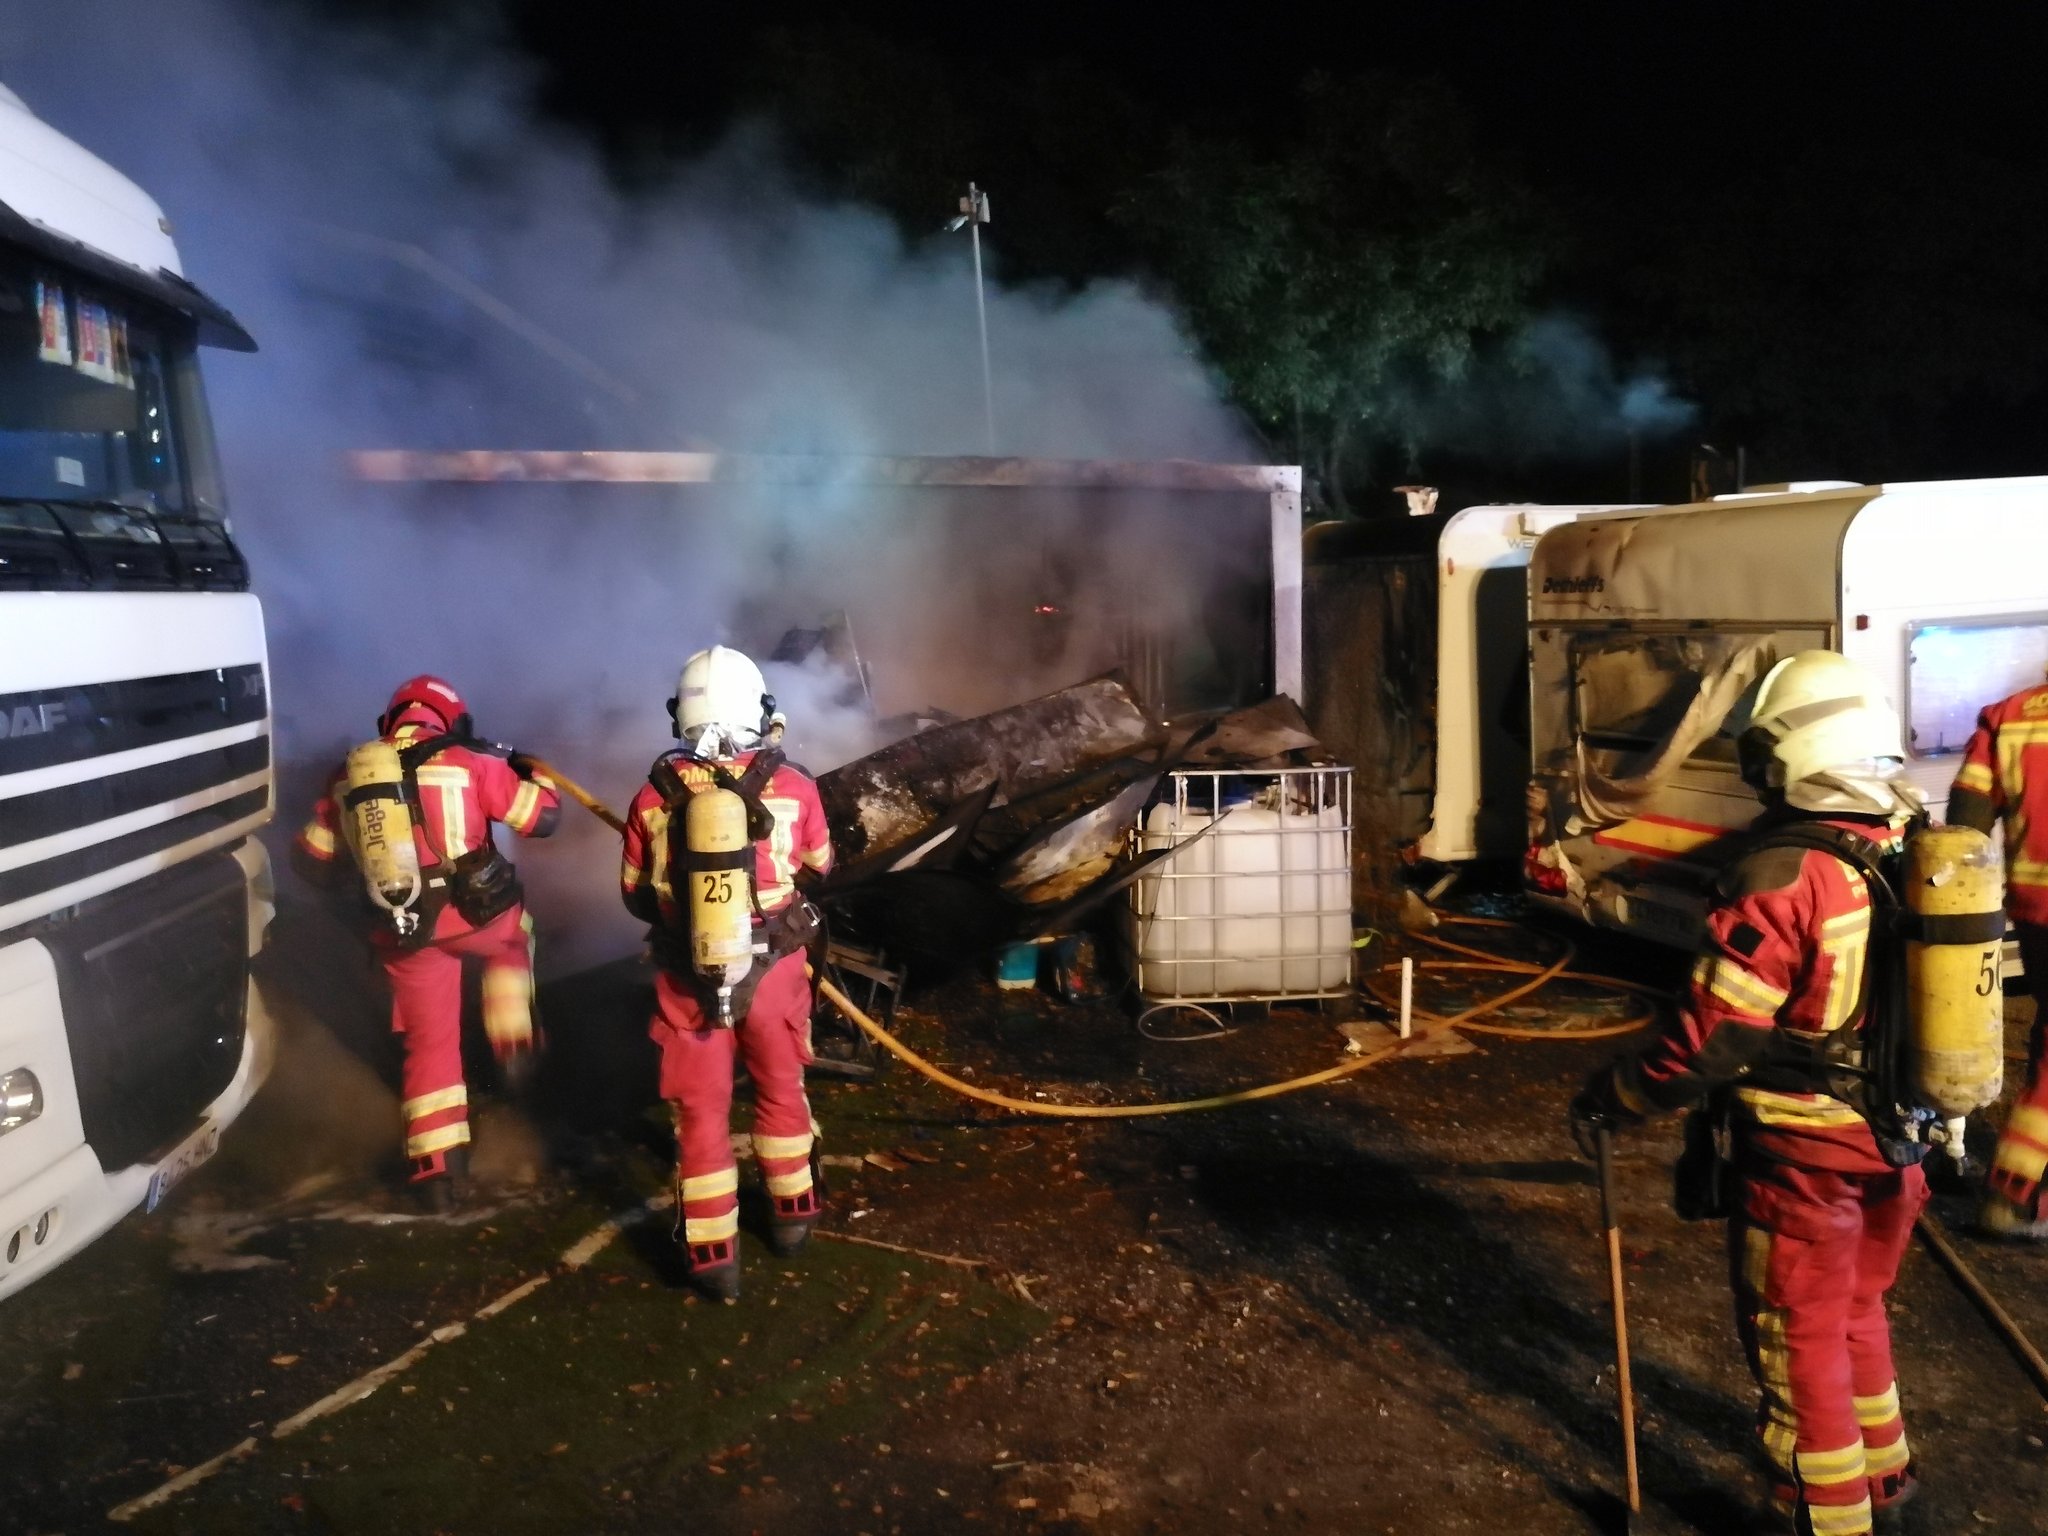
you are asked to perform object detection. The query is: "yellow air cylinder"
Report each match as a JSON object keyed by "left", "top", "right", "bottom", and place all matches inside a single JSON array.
[
  {"left": 1906, "top": 824, "right": 2007, "bottom": 1116},
  {"left": 685, "top": 783, "right": 755, "bottom": 982},
  {"left": 343, "top": 739, "right": 422, "bottom": 930}
]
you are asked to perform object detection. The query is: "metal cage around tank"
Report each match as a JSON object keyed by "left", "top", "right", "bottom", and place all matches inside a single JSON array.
[{"left": 1123, "top": 765, "right": 1354, "bottom": 1004}]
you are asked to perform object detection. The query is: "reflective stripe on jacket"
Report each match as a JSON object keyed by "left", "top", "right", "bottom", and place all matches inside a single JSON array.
[
  {"left": 1950, "top": 681, "right": 2048, "bottom": 924},
  {"left": 294, "top": 724, "right": 560, "bottom": 940},
  {"left": 1613, "top": 818, "right": 1904, "bottom": 1174},
  {"left": 619, "top": 752, "right": 833, "bottom": 930}
]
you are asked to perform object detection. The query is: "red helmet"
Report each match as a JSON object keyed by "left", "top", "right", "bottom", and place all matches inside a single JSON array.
[{"left": 379, "top": 674, "right": 471, "bottom": 737}]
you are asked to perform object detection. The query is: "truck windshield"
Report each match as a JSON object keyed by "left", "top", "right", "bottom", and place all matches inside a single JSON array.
[{"left": 0, "top": 247, "right": 225, "bottom": 520}]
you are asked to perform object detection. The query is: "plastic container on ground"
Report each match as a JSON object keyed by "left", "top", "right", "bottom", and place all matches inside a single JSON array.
[
  {"left": 995, "top": 939, "right": 1045, "bottom": 990},
  {"left": 1123, "top": 766, "right": 1353, "bottom": 1002}
]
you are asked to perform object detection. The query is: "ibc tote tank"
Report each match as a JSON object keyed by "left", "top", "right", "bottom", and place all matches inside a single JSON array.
[{"left": 1125, "top": 767, "right": 1353, "bottom": 1002}]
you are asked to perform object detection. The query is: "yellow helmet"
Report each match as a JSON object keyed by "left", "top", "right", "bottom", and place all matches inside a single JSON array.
[{"left": 1738, "top": 650, "right": 1903, "bottom": 791}]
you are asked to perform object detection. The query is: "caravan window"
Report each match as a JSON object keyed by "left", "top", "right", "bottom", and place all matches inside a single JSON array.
[
  {"left": 1570, "top": 629, "right": 1821, "bottom": 770},
  {"left": 1574, "top": 635, "right": 1711, "bottom": 753},
  {"left": 1907, "top": 619, "right": 2048, "bottom": 756}
]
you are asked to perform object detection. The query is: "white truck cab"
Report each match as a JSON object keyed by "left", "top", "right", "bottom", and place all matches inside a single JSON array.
[{"left": 0, "top": 82, "right": 273, "bottom": 1300}]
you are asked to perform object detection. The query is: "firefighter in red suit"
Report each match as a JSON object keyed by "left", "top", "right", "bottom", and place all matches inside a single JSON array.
[
  {"left": 1573, "top": 652, "right": 1927, "bottom": 1536},
  {"left": 621, "top": 646, "right": 832, "bottom": 1301},
  {"left": 1945, "top": 677, "right": 2048, "bottom": 1239},
  {"left": 293, "top": 675, "right": 560, "bottom": 1206}
]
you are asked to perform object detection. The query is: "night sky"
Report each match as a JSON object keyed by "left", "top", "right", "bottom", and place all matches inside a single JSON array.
[
  {"left": 507, "top": 2, "right": 2044, "bottom": 179},
  {"left": 364, "top": 1, "right": 2048, "bottom": 508}
]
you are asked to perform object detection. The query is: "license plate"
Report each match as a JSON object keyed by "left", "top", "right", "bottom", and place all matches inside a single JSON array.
[{"left": 145, "top": 1121, "right": 220, "bottom": 1213}]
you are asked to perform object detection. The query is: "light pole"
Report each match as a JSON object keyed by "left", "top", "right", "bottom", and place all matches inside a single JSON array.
[{"left": 947, "top": 183, "right": 995, "bottom": 453}]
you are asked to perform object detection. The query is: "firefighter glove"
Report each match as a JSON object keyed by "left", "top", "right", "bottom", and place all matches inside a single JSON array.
[{"left": 508, "top": 751, "right": 538, "bottom": 781}]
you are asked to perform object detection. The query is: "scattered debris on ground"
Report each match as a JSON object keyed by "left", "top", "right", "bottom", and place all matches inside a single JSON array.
[{"left": 4, "top": 933, "right": 2046, "bottom": 1533}]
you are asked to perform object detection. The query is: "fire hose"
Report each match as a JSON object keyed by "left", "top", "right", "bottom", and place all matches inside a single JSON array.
[
  {"left": 1363, "top": 916, "right": 1661, "bottom": 1041},
  {"left": 1914, "top": 1212, "right": 2048, "bottom": 1402},
  {"left": 533, "top": 759, "right": 628, "bottom": 835},
  {"left": 540, "top": 759, "right": 2048, "bottom": 1404},
  {"left": 532, "top": 759, "right": 1649, "bottom": 1119},
  {"left": 548, "top": 765, "right": 2048, "bottom": 1429}
]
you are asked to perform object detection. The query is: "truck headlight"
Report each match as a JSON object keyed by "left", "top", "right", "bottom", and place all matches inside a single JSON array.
[{"left": 0, "top": 1068, "right": 42, "bottom": 1135}]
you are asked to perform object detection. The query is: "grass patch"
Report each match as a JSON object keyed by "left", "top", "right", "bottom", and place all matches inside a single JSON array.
[{"left": 138, "top": 1226, "right": 1041, "bottom": 1534}]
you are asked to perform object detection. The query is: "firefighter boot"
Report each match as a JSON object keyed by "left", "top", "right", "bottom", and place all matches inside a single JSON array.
[
  {"left": 684, "top": 1238, "right": 741, "bottom": 1303},
  {"left": 411, "top": 1144, "right": 472, "bottom": 1215},
  {"left": 1979, "top": 1190, "right": 2048, "bottom": 1240},
  {"left": 768, "top": 1186, "right": 823, "bottom": 1258},
  {"left": 1871, "top": 1465, "right": 1921, "bottom": 1533}
]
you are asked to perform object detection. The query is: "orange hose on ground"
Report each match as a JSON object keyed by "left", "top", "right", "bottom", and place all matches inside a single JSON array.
[
  {"left": 813, "top": 933, "right": 1582, "bottom": 1119},
  {"left": 1362, "top": 915, "right": 1660, "bottom": 1041},
  {"left": 538, "top": 761, "right": 1642, "bottom": 1115}
]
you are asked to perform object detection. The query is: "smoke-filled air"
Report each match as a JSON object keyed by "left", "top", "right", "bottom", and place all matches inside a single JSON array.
[
  {"left": 1, "top": 0, "right": 1259, "bottom": 976},
  {"left": 1392, "top": 313, "right": 1696, "bottom": 463}
]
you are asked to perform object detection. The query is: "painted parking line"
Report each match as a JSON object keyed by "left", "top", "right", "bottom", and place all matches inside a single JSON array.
[{"left": 106, "top": 1192, "right": 672, "bottom": 1524}]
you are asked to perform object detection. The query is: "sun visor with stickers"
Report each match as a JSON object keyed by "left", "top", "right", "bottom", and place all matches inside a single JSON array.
[{"left": 0, "top": 197, "right": 256, "bottom": 352}]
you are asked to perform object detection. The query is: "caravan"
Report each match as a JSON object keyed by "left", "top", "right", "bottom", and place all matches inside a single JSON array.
[
  {"left": 1521, "top": 478, "right": 2048, "bottom": 950},
  {"left": 1419, "top": 503, "right": 1639, "bottom": 866}
]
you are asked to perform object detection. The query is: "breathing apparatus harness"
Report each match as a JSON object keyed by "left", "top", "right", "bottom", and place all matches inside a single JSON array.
[
  {"left": 1674, "top": 817, "right": 1922, "bottom": 1217},
  {"left": 1724, "top": 816, "right": 1928, "bottom": 1166},
  {"left": 648, "top": 745, "right": 822, "bottom": 1024},
  {"left": 342, "top": 726, "right": 525, "bottom": 945},
  {"left": 1689, "top": 813, "right": 1999, "bottom": 1180}
]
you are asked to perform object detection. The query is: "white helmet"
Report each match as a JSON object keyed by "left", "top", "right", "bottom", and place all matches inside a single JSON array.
[
  {"left": 1738, "top": 650, "right": 1903, "bottom": 791},
  {"left": 673, "top": 645, "right": 775, "bottom": 759}
]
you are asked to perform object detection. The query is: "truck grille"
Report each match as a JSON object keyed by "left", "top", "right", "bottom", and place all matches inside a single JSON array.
[
  {"left": 0, "top": 663, "right": 270, "bottom": 929},
  {"left": 42, "top": 849, "right": 248, "bottom": 1170}
]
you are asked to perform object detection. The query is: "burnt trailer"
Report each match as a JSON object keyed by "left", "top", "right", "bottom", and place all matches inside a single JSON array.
[
  {"left": 343, "top": 450, "right": 1308, "bottom": 978},
  {"left": 349, "top": 450, "right": 1303, "bottom": 722}
]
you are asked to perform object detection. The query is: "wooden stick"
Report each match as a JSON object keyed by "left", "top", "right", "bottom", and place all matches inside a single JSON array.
[
  {"left": 812, "top": 1230, "right": 992, "bottom": 1271},
  {"left": 1606, "top": 1224, "right": 1643, "bottom": 1512},
  {"left": 1916, "top": 1212, "right": 2048, "bottom": 1401},
  {"left": 1597, "top": 1129, "right": 1642, "bottom": 1514}
]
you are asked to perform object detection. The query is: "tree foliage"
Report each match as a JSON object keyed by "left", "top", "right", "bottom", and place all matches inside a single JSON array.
[
  {"left": 1116, "top": 77, "right": 1547, "bottom": 510},
  {"left": 733, "top": 40, "right": 1551, "bottom": 512},
  {"left": 321, "top": 4, "right": 2048, "bottom": 502}
]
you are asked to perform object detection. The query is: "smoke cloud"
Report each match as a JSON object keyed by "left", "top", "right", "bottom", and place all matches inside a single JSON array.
[
  {"left": 1395, "top": 312, "right": 1695, "bottom": 461},
  {"left": 2, "top": 0, "right": 1259, "bottom": 978}
]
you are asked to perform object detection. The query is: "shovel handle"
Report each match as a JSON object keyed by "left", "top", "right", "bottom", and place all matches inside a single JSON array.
[
  {"left": 1597, "top": 1122, "right": 1619, "bottom": 1233},
  {"left": 1597, "top": 1127, "right": 1642, "bottom": 1514}
]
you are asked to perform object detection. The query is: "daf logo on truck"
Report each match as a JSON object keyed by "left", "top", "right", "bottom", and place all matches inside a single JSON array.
[
  {"left": 0, "top": 79, "right": 271, "bottom": 1303},
  {"left": 0, "top": 700, "right": 65, "bottom": 737}
]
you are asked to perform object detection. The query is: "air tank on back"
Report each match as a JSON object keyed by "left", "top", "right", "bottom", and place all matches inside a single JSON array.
[{"left": 1905, "top": 825, "right": 2006, "bottom": 1116}]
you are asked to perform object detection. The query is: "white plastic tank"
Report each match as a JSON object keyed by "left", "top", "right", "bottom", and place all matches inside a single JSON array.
[{"left": 1125, "top": 767, "right": 1353, "bottom": 1001}]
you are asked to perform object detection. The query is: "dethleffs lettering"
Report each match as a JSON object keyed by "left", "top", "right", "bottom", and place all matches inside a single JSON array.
[
  {"left": 1542, "top": 574, "right": 1605, "bottom": 595},
  {"left": 0, "top": 700, "right": 68, "bottom": 738}
]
